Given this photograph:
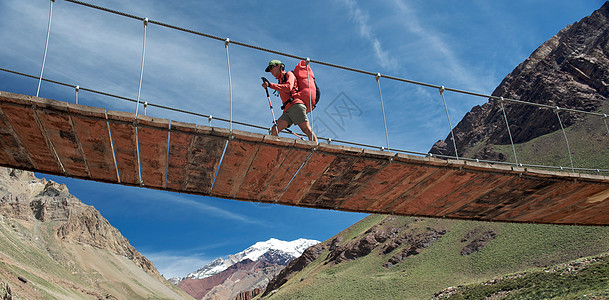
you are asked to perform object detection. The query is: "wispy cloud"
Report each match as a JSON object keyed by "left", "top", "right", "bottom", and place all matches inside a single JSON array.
[
  {"left": 391, "top": 0, "right": 495, "bottom": 93},
  {"left": 340, "top": 0, "right": 397, "bottom": 70},
  {"left": 161, "top": 193, "right": 266, "bottom": 225},
  {"left": 143, "top": 250, "right": 212, "bottom": 279}
]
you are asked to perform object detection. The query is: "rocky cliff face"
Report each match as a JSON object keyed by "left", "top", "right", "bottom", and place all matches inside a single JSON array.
[
  {"left": 430, "top": 2, "right": 609, "bottom": 160},
  {"left": 0, "top": 167, "right": 158, "bottom": 276}
]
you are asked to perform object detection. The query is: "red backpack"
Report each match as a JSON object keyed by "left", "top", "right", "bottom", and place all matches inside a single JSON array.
[{"left": 283, "top": 60, "right": 321, "bottom": 113}]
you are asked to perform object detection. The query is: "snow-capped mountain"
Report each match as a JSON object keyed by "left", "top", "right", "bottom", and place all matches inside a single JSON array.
[{"left": 180, "top": 238, "right": 319, "bottom": 281}]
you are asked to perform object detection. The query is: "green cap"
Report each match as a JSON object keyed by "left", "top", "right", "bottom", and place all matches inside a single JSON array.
[{"left": 265, "top": 59, "right": 283, "bottom": 72}]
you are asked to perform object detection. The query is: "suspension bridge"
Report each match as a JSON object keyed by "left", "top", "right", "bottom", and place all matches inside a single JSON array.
[{"left": 1, "top": 0, "right": 609, "bottom": 225}]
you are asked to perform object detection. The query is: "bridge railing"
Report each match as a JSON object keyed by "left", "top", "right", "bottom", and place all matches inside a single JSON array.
[{"left": 1, "top": 0, "right": 608, "bottom": 175}]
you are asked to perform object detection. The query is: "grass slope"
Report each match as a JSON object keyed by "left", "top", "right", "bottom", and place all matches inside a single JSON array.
[
  {"left": 477, "top": 105, "right": 609, "bottom": 173},
  {"left": 435, "top": 254, "right": 609, "bottom": 299},
  {"left": 263, "top": 215, "right": 609, "bottom": 299}
]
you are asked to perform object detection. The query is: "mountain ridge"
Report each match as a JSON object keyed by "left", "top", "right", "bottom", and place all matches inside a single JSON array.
[
  {"left": 430, "top": 1, "right": 609, "bottom": 161},
  {"left": 258, "top": 2, "right": 609, "bottom": 299},
  {"left": 174, "top": 238, "right": 318, "bottom": 300},
  {"left": 0, "top": 167, "right": 192, "bottom": 299}
]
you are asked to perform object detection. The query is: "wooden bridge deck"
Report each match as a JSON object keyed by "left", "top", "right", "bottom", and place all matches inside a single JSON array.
[{"left": 1, "top": 91, "right": 608, "bottom": 225}]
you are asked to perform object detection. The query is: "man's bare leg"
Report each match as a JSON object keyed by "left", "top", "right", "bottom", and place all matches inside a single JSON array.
[
  {"left": 298, "top": 121, "right": 318, "bottom": 143},
  {"left": 271, "top": 119, "right": 289, "bottom": 136}
]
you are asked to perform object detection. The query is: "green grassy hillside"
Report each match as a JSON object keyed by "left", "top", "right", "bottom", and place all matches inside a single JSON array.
[
  {"left": 486, "top": 105, "right": 609, "bottom": 173},
  {"left": 262, "top": 215, "right": 609, "bottom": 299}
]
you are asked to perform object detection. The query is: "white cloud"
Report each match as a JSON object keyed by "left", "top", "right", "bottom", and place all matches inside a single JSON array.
[{"left": 340, "top": 0, "right": 397, "bottom": 70}]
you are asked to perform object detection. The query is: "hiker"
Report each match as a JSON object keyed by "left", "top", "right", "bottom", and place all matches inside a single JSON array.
[{"left": 262, "top": 59, "right": 318, "bottom": 143}]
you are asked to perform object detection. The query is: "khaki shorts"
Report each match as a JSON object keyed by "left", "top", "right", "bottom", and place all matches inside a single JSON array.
[{"left": 279, "top": 103, "right": 308, "bottom": 126}]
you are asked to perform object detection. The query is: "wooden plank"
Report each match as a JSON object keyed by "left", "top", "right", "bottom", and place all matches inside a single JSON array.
[
  {"left": 533, "top": 184, "right": 609, "bottom": 224},
  {"left": 556, "top": 186, "right": 609, "bottom": 224},
  {"left": 182, "top": 126, "right": 227, "bottom": 194},
  {"left": 33, "top": 99, "right": 89, "bottom": 178},
  {"left": 481, "top": 179, "right": 564, "bottom": 220},
  {"left": 417, "top": 172, "right": 509, "bottom": 217},
  {"left": 299, "top": 154, "right": 359, "bottom": 207},
  {"left": 492, "top": 181, "right": 588, "bottom": 221},
  {"left": 278, "top": 150, "right": 336, "bottom": 206},
  {"left": 137, "top": 115, "right": 169, "bottom": 188},
  {"left": 320, "top": 149, "right": 392, "bottom": 210},
  {"left": 448, "top": 177, "right": 552, "bottom": 220},
  {"left": 166, "top": 121, "right": 196, "bottom": 191},
  {"left": 68, "top": 103, "right": 117, "bottom": 182},
  {"left": 514, "top": 183, "right": 606, "bottom": 223},
  {"left": 297, "top": 143, "right": 362, "bottom": 207},
  {"left": 0, "top": 105, "right": 34, "bottom": 169},
  {"left": 339, "top": 161, "right": 424, "bottom": 211},
  {"left": 33, "top": 97, "right": 91, "bottom": 178},
  {"left": 235, "top": 135, "right": 295, "bottom": 201},
  {"left": 258, "top": 138, "right": 312, "bottom": 202},
  {"left": 365, "top": 164, "right": 438, "bottom": 212},
  {"left": 393, "top": 169, "right": 478, "bottom": 215},
  {"left": 211, "top": 130, "right": 263, "bottom": 198},
  {"left": 107, "top": 110, "right": 139, "bottom": 185},
  {"left": 0, "top": 103, "right": 61, "bottom": 174}
]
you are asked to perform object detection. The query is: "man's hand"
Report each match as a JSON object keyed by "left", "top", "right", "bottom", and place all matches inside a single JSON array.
[{"left": 261, "top": 77, "right": 270, "bottom": 89}]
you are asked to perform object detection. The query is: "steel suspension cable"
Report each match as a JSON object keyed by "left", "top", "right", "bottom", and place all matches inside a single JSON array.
[
  {"left": 375, "top": 73, "right": 390, "bottom": 151},
  {"left": 61, "top": 0, "right": 609, "bottom": 120},
  {"left": 499, "top": 98, "right": 519, "bottom": 166},
  {"left": 555, "top": 108, "right": 575, "bottom": 173},
  {"left": 439, "top": 86, "right": 459, "bottom": 159},
  {"left": 37, "top": 0, "right": 55, "bottom": 97}
]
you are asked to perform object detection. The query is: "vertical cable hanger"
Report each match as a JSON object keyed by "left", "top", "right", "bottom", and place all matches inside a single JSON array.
[
  {"left": 135, "top": 17, "right": 148, "bottom": 186},
  {"left": 440, "top": 86, "right": 458, "bottom": 159},
  {"left": 37, "top": 0, "right": 55, "bottom": 97},
  {"left": 135, "top": 17, "right": 148, "bottom": 117},
  {"left": 225, "top": 38, "right": 233, "bottom": 133},
  {"left": 499, "top": 97, "right": 519, "bottom": 166},
  {"left": 555, "top": 107, "right": 575, "bottom": 173},
  {"left": 375, "top": 73, "right": 390, "bottom": 151}
]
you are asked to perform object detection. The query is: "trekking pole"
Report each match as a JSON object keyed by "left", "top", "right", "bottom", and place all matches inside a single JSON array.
[{"left": 261, "top": 77, "right": 304, "bottom": 140}]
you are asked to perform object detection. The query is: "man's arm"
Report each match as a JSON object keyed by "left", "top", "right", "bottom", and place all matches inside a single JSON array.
[{"left": 269, "top": 72, "right": 296, "bottom": 92}]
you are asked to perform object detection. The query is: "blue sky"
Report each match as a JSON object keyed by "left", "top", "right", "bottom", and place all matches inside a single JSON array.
[{"left": 0, "top": 0, "right": 605, "bottom": 279}]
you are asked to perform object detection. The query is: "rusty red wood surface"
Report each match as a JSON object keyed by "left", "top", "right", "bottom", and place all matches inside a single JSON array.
[{"left": 0, "top": 91, "right": 608, "bottom": 225}]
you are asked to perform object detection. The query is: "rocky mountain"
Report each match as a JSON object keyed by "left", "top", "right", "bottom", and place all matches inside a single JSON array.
[
  {"left": 0, "top": 167, "right": 191, "bottom": 299},
  {"left": 174, "top": 238, "right": 318, "bottom": 300},
  {"left": 258, "top": 2, "right": 609, "bottom": 299},
  {"left": 430, "top": 1, "right": 609, "bottom": 163}
]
